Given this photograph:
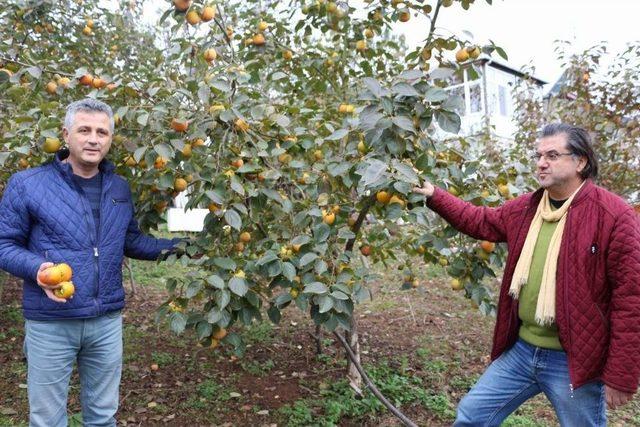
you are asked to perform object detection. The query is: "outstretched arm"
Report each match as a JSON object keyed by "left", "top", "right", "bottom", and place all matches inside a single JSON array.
[{"left": 413, "top": 181, "right": 512, "bottom": 243}]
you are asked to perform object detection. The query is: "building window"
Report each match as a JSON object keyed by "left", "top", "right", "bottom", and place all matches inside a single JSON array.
[
  {"left": 469, "top": 83, "right": 482, "bottom": 114},
  {"left": 498, "top": 85, "right": 508, "bottom": 116}
]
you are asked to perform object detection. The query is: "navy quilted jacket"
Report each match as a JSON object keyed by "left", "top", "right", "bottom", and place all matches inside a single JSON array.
[
  {"left": 427, "top": 180, "right": 640, "bottom": 393},
  {"left": 0, "top": 151, "right": 179, "bottom": 320}
]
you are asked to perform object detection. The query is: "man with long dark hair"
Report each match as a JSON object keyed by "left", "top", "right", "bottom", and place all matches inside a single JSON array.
[{"left": 414, "top": 123, "right": 640, "bottom": 425}]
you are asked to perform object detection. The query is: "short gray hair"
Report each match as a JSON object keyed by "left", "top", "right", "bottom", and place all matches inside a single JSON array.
[{"left": 64, "top": 98, "right": 114, "bottom": 133}]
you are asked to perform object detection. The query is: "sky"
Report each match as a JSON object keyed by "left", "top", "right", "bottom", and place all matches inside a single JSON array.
[
  {"left": 394, "top": 0, "right": 640, "bottom": 84},
  {"left": 132, "top": 0, "right": 640, "bottom": 86}
]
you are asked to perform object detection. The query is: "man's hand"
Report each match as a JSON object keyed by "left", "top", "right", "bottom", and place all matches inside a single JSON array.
[
  {"left": 36, "top": 262, "right": 67, "bottom": 303},
  {"left": 412, "top": 181, "right": 435, "bottom": 198},
  {"left": 605, "top": 385, "right": 634, "bottom": 409}
]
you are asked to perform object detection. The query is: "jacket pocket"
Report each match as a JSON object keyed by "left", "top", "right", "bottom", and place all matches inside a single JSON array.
[{"left": 111, "top": 198, "right": 129, "bottom": 205}]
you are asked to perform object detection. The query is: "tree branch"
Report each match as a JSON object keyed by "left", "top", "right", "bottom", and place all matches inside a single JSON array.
[{"left": 333, "top": 330, "right": 418, "bottom": 427}]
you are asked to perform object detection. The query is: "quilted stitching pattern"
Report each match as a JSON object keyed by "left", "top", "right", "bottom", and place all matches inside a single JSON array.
[
  {"left": 0, "top": 154, "right": 178, "bottom": 320},
  {"left": 428, "top": 181, "right": 640, "bottom": 392}
]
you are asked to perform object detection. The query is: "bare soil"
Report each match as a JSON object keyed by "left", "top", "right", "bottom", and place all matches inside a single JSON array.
[{"left": 1, "top": 270, "right": 638, "bottom": 426}]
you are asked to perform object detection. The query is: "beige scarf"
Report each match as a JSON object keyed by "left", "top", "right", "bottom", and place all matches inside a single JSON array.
[{"left": 509, "top": 182, "right": 585, "bottom": 326}]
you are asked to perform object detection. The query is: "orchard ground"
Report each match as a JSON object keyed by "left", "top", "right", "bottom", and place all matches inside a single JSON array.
[{"left": 1, "top": 257, "right": 639, "bottom": 426}]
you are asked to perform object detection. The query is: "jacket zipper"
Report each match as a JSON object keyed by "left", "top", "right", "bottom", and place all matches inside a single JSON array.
[
  {"left": 564, "top": 206, "right": 575, "bottom": 396},
  {"left": 70, "top": 175, "right": 103, "bottom": 304}
]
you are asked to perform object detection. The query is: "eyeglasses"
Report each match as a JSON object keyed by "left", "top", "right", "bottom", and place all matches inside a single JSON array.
[{"left": 531, "top": 151, "right": 575, "bottom": 162}]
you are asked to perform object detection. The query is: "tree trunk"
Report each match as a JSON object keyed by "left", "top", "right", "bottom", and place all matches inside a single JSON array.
[
  {"left": 345, "top": 316, "right": 363, "bottom": 396},
  {"left": 123, "top": 258, "right": 140, "bottom": 296},
  {"left": 334, "top": 329, "right": 418, "bottom": 427}
]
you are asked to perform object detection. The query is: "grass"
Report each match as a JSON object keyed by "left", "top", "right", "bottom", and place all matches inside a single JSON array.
[
  {"left": 128, "top": 258, "right": 191, "bottom": 290},
  {"left": 502, "top": 415, "right": 548, "bottom": 426},
  {"left": 0, "top": 416, "right": 26, "bottom": 427},
  {"left": 241, "top": 358, "right": 275, "bottom": 376},
  {"left": 277, "top": 400, "right": 315, "bottom": 426},
  {"left": 241, "top": 321, "right": 276, "bottom": 345},
  {"left": 151, "top": 351, "right": 175, "bottom": 366},
  {"left": 181, "top": 379, "right": 234, "bottom": 413},
  {"left": 277, "top": 360, "right": 456, "bottom": 426}
]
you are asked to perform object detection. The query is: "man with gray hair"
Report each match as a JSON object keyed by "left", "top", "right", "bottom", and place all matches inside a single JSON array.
[
  {"left": 414, "top": 123, "right": 640, "bottom": 425},
  {"left": 0, "top": 98, "right": 181, "bottom": 426}
]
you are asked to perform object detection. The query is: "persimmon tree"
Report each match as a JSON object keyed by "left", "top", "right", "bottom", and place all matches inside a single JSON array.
[{"left": 1, "top": 0, "right": 524, "bottom": 423}]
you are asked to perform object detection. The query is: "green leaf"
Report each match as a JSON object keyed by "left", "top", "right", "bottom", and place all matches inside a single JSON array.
[
  {"left": 216, "top": 289, "right": 231, "bottom": 309},
  {"left": 257, "top": 251, "right": 279, "bottom": 266},
  {"left": 435, "top": 110, "right": 461, "bottom": 134},
  {"left": 207, "top": 308, "right": 222, "bottom": 323},
  {"left": 313, "top": 223, "right": 331, "bottom": 242},
  {"left": 26, "top": 66, "right": 42, "bottom": 79},
  {"left": 392, "top": 115, "right": 415, "bottom": 132},
  {"left": 326, "top": 128, "right": 349, "bottom": 141},
  {"left": 392, "top": 83, "right": 420, "bottom": 97},
  {"left": 261, "top": 189, "right": 283, "bottom": 203},
  {"left": 299, "top": 252, "right": 318, "bottom": 267},
  {"left": 330, "top": 290, "right": 350, "bottom": 300},
  {"left": 327, "top": 162, "right": 351, "bottom": 177},
  {"left": 206, "top": 275, "right": 225, "bottom": 290},
  {"left": 358, "top": 109, "right": 384, "bottom": 132},
  {"left": 137, "top": 112, "right": 149, "bottom": 126},
  {"left": 314, "top": 259, "right": 328, "bottom": 275},
  {"left": 196, "top": 321, "right": 212, "bottom": 340},
  {"left": 398, "top": 69, "right": 423, "bottom": 80},
  {"left": 213, "top": 257, "right": 236, "bottom": 271},
  {"left": 224, "top": 209, "right": 242, "bottom": 230},
  {"left": 268, "top": 305, "right": 282, "bottom": 324},
  {"left": 363, "top": 77, "right": 388, "bottom": 98},
  {"left": 274, "top": 114, "right": 290, "bottom": 127},
  {"left": 275, "top": 293, "right": 293, "bottom": 307},
  {"left": 170, "top": 313, "right": 187, "bottom": 334},
  {"left": 318, "top": 295, "right": 334, "bottom": 313},
  {"left": 229, "top": 277, "right": 248, "bottom": 296},
  {"left": 291, "top": 235, "right": 311, "bottom": 246},
  {"left": 425, "top": 87, "right": 449, "bottom": 102},
  {"left": 393, "top": 160, "right": 420, "bottom": 184},
  {"left": 154, "top": 143, "right": 173, "bottom": 159},
  {"left": 206, "top": 190, "right": 224, "bottom": 204},
  {"left": 230, "top": 176, "right": 245, "bottom": 196},
  {"left": 361, "top": 159, "right": 388, "bottom": 186},
  {"left": 282, "top": 262, "right": 296, "bottom": 281},
  {"left": 266, "top": 260, "right": 282, "bottom": 277},
  {"left": 304, "top": 282, "right": 328, "bottom": 294},
  {"left": 211, "top": 79, "right": 231, "bottom": 92},
  {"left": 186, "top": 281, "right": 203, "bottom": 298},
  {"left": 495, "top": 46, "right": 508, "bottom": 60}
]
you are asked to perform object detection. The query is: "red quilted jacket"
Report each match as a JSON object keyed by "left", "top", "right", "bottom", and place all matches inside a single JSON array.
[{"left": 427, "top": 179, "right": 640, "bottom": 392}]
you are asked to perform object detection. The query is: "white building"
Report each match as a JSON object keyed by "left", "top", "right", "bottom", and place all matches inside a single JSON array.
[{"left": 445, "top": 55, "right": 547, "bottom": 140}]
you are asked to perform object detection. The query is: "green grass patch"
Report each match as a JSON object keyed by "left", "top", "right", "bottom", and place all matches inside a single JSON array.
[
  {"left": 278, "top": 361, "right": 455, "bottom": 426},
  {"left": 241, "top": 321, "right": 275, "bottom": 345},
  {"left": 0, "top": 305, "right": 23, "bottom": 323},
  {"left": 126, "top": 258, "right": 191, "bottom": 290},
  {"left": 0, "top": 415, "right": 27, "bottom": 427},
  {"left": 502, "top": 414, "right": 548, "bottom": 426},
  {"left": 151, "top": 351, "right": 175, "bottom": 365},
  {"left": 241, "top": 359, "right": 275, "bottom": 376},
  {"left": 277, "top": 400, "right": 315, "bottom": 426}
]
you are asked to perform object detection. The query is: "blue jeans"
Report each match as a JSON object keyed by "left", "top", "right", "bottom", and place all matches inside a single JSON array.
[
  {"left": 23, "top": 311, "right": 123, "bottom": 427},
  {"left": 455, "top": 339, "right": 605, "bottom": 426}
]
